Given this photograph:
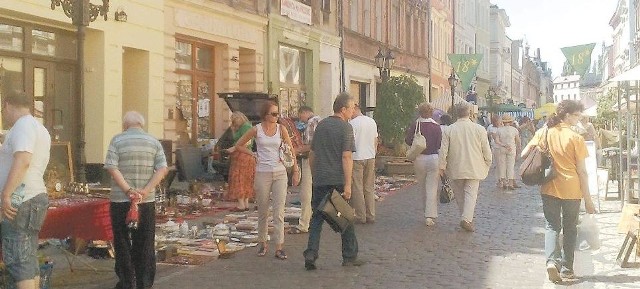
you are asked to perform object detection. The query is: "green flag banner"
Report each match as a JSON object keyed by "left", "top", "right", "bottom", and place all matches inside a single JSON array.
[
  {"left": 448, "top": 54, "right": 483, "bottom": 93},
  {"left": 561, "top": 43, "right": 596, "bottom": 76}
]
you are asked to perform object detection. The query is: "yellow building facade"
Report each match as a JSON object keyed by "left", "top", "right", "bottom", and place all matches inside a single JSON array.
[{"left": 0, "top": 0, "right": 165, "bottom": 171}]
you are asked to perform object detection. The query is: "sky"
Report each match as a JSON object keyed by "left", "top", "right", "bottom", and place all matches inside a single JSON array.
[{"left": 490, "top": 0, "right": 618, "bottom": 77}]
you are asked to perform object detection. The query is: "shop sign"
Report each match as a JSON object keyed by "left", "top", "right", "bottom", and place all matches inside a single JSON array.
[{"left": 281, "top": 0, "right": 312, "bottom": 25}]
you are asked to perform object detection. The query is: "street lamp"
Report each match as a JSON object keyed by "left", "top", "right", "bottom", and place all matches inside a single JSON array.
[
  {"left": 51, "top": 0, "right": 110, "bottom": 182},
  {"left": 448, "top": 71, "right": 459, "bottom": 110},
  {"left": 374, "top": 48, "right": 394, "bottom": 81}
]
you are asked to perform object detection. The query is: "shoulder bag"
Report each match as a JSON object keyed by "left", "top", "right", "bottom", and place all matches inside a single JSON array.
[
  {"left": 519, "top": 128, "right": 556, "bottom": 186},
  {"left": 318, "top": 190, "right": 356, "bottom": 233},
  {"left": 406, "top": 121, "right": 427, "bottom": 161},
  {"left": 278, "top": 124, "right": 295, "bottom": 169}
]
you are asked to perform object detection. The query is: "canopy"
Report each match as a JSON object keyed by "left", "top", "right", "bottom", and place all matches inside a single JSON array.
[
  {"left": 610, "top": 65, "right": 640, "bottom": 82},
  {"left": 534, "top": 103, "right": 557, "bottom": 119},
  {"left": 494, "top": 103, "right": 522, "bottom": 112},
  {"left": 429, "top": 93, "right": 468, "bottom": 112}
]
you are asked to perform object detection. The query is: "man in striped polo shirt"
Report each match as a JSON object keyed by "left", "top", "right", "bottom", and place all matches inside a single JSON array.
[{"left": 104, "top": 111, "right": 168, "bottom": 289}]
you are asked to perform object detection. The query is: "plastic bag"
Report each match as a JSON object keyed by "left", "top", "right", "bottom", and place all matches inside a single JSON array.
[{"left": 577, "top": 214, "right": 600, "bottom": 250}]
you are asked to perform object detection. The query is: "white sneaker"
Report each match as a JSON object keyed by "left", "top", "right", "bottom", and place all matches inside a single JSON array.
[
  {"left": 546, "top": 263, "right": 562, "bottom": 283},
  {"left": 425, "top": 218, "right": 435, "bottom": 226}
]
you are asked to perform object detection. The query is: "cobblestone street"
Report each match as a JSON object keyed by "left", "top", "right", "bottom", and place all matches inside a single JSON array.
[{"left": 52, "top": 170, "right": 640, "bottom": 289}]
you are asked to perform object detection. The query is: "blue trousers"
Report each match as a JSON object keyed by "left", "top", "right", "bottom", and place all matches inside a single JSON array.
[
  {"left": 304, "top": 185, "right": 358, "bottom": 263},
  {"left": 541, "top": 194, "right": 580, "bottom": 273}
]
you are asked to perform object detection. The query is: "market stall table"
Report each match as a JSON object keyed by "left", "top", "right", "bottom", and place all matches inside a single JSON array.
[{"left": 40, "top": 197, "right": 113, "bottom": 271}]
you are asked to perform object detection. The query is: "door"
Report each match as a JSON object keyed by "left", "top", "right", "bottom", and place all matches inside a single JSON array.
[{"left": 25, "top": 60, "right": 76, "bottom": 143}]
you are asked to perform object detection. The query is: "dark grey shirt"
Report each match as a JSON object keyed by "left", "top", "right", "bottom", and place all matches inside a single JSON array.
[{"left": 311, "top": 116, "right": 355, "bottom": 186}]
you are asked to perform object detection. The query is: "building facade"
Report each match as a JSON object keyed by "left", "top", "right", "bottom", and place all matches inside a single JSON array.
[
  {"left": 163, "top": 0, "right": 268, "bottom": 145},
  {"left": 343, "top": 0, "right": 430, "bottom": 107},
  {"left": 553, "top": 74, "right": 581, "bottom": 104},
  {"left": 430, "top": 0, "right": 454, "bottom": 101},
  {"left": 0, "top": 0, "right": 165, "bottom": 171},
  {"left": 489, "top": 5, "right": 510, "bottom": 104}
]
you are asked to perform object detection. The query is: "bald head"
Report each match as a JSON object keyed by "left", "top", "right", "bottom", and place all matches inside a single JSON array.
[{"left": 123, "top": 111, "right": 145, "bottom": 129}]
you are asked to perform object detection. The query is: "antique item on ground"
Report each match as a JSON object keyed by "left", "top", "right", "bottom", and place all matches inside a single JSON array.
[
  {"left": 318, "top": 190, "right": 355, "bottom": 233},
  {"left": 406, "top": 121, "right": 426, "bottom": 161}
]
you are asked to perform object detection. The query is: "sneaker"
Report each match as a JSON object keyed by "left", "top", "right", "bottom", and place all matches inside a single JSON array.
[
  {"left": 546, "top": 263, "right": 562, "bottom": 283},
  {"left": 560, "top": 271, "right": 575, "bottom": 279},
  {"left": 342, "top": 259, "right": 366, "bottom": 267},
  {"left": 425, "top": 218, "right": 435, "bottom": 226},
  {"left": 304, "top": 260, "right": 316, "bottom": 270},
  {"left": 460, "top": 220, "right": 475, "bottom": 232}
]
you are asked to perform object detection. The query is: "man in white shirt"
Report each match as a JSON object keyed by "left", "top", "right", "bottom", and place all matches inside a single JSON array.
[
  {"left": 349, "top": 104, "right": 378, "bottom": 224},
  {"left": 0, "top": 91, "right": 51, "bottom": 289}
]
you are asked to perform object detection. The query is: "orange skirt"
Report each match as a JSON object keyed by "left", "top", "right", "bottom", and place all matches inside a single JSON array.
[{"left": 227, "top": 151, "right": 256, "bottom": 200}]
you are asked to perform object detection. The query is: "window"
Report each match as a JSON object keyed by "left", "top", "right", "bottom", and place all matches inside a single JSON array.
[
  {"left": 350, "top": 0, "right": 359, "bottom": 31},
  {"left": 375, "top": 0, "right": 382, "bottom": 40},
  {"left": 321, "top": 0, "right": 331, "bottom": 24},
  {"left": 0, "top": 24, "right": 23, "bottom": 52},
  {"left": 31, "top": 29, "right": 56, "bottom": 57},
  {"left": 363, "top": 0, "right": 371, "bottom": 37},
  {"left": 279, "top": 45, "right": 307, "bottom": 117},
  {"left": 175, "top": 39, "right": 215, "bottom": 140},
  {"left": 391, "top": 2, "right": 399, "bottom": 47}
]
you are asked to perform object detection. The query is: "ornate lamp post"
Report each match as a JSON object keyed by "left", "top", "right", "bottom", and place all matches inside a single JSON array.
[
  {"left": 448, "top": 71, "right": 459, "bottom": 111},
  {"left": 374, "top": 48, "right": 395, "bottom": 81},
  {"left": 51, "top": 0, "right": 110, "bottom": 182}
]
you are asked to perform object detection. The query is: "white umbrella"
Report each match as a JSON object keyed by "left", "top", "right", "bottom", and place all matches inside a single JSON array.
[
  {"left": 583, "top": 105, "right": 597, "bottom": 117},
  {"left": 610, "top": 65, "right": 640, "bottom": 82}
]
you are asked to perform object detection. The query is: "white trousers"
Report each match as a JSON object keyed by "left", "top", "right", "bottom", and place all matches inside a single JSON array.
[
  {"left": 413, "top": 154, "right": 439, "bottom": 219},
  {"left": 451, "top": 179, "right": 480, "bottom": 223},
  {"left": 296, "top": 158, "right": 312, "bottom": 231},
  {"left": 254, "top": 170, "right": 288, "bottom": 245},
  {"left": 497, "top": 149, "right": 515, "bottom": 179}
]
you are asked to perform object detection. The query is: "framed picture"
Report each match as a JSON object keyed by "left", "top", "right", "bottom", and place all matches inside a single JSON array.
[{"left": 46, "top": 142, "right": 74, "bottom": 191}]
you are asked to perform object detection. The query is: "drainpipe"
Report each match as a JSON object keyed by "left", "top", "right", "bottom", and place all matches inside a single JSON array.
[
  {"left": 339, "top": 0, "right": 345, "bottom": 92},
  {"left": 266, "top": 0, "right": 272, "bottom": 94},
  {"left": 427, "top": 0, "right": 432, "bottom": 102}
]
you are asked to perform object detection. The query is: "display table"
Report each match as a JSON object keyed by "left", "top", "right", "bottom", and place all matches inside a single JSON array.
[{"left": 40, "top": 197, "right": 113, "bottom": 241}]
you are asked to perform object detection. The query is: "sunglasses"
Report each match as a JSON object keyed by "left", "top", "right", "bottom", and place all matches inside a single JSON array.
[{"left": 270, "top": 112, "right": 279, "bottom": 117}]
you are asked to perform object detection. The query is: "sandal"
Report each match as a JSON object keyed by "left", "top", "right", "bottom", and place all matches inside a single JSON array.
[
  {"left": 287, "top": 227, "right": 308, "bottom": 234},
  {"left": 275, "top": 249, "right": 288, "bottom": 260},
  {"left": 257, "top": 243, "right": 268, "bottom": 257}
]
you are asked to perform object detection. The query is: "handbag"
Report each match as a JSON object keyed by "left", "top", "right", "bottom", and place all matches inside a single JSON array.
[
  {"left": 278, "top": 125, "right": 295, "bottom": 169},
  {"left": 439, "top": 175, "right": 454, "bottom": 204},
  {"left": 519, "top": 128, "right": 555, "bottom": 186},
  {"left": 406, "top": 121, "right": 427, "bottom": 161},
  {"left": 318, "top": 189, "right": 356, "bottom": 233}
]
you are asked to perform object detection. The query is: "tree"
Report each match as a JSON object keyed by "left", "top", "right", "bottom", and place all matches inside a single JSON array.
[
  {"left": 373, "top": 75, "right": 425, "bottom": 155},
  {"left": 595, "top": 88, "right": 617, "bottom": 128}
]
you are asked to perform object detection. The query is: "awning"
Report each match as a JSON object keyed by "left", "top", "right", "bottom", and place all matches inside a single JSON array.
[
  {"left": 610, "top": 65, "right": 640, "bottom": 82},
  {"left": 429, "top": 93, "right": 468, "bottom": 112}
]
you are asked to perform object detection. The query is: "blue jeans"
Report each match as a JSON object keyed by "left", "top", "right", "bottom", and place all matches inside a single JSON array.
[
  {"left": 1, "top": 193, "right": 48, "bottom": 286},
  {"left": 541, "top": 194, "right": 580, "bottom": 273},
  {"left": 304, "top": 185, "right": 358, "bottom": 263}
]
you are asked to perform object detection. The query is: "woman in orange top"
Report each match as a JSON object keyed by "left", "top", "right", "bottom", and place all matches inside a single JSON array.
[{"left": 521, "top": 100, "right": 596, "bottom": 283}]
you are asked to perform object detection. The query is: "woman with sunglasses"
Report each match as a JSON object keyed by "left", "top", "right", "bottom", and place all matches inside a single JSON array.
[{"left": 232, "top": 101, "right": 300, "bottom": 260}]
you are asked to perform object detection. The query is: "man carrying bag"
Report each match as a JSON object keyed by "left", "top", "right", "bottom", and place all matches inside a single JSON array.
[{"left": 303, "top": 93, "right": 364, "bottom": 270}]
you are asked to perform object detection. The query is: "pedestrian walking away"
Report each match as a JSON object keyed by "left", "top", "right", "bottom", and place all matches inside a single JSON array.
[
  {"left": 233, "top": 101, "right": 300, "bottom": 260},
  {"left": 104, "top": 111, "right": 168, "bottom": 289},
  {"left": 496, "top": 114, "right": 522, "bottom": 190},
  {"left": 0, "top": 91, "right": 51, "bottom": 289},
  {"left": 288, "top": 106, "right": 321, "bottom": 234},
  {"left": 350, "top": 103, "right": 378, "bottom": 224},
  {"left": 303, "top": 92, "right": 363, "bottom": 270},
  {"left": 439, "top": 102, "right": 492, "bottom": 232},
  {"left": 521, "top": 100, "right": 596, "bottom": 283},
  {"left": 405, "top": 102, "right": 442, "bottom": 227}
]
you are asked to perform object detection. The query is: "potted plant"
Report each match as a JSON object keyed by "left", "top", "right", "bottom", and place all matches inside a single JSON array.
[{"left": 373, "top": 75, "right": 425, "bottom": 174}]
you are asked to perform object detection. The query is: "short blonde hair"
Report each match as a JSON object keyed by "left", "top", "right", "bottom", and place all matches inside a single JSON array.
[
  {"left": 231, "top": 111, "right": 249, "bottom": 126},
  {"left": 417, "top": 102, "right": 433, "bottom": 118}
]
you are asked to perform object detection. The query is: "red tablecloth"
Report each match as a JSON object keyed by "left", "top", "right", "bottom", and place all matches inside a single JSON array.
[{"left": 39, "top": 198, "right": 113, "bottom": 241}]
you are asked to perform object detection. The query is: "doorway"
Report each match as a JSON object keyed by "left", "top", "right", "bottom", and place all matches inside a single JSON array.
[{"left": 24, "top": 60, "right": 76, "bottom": 143}]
